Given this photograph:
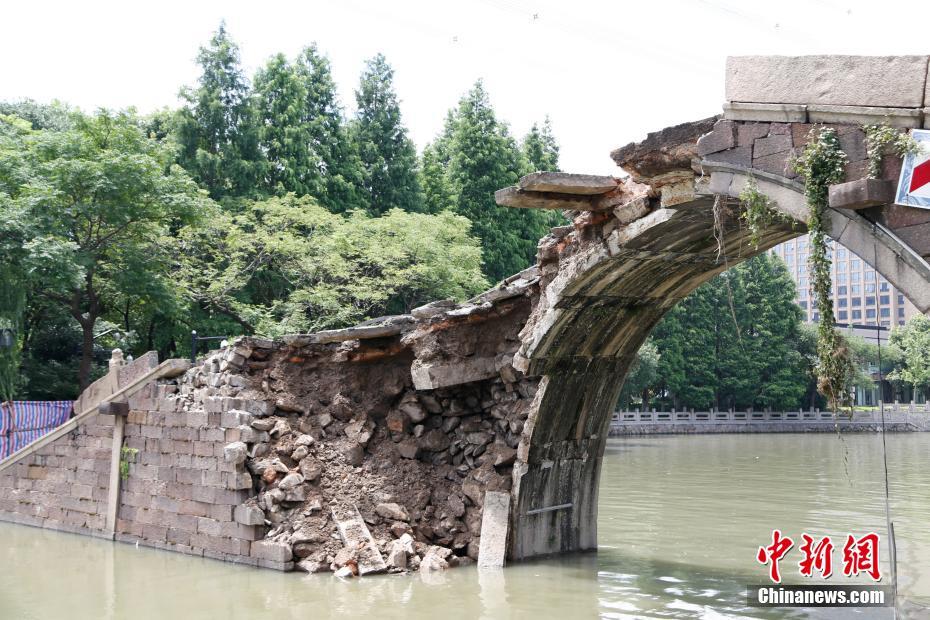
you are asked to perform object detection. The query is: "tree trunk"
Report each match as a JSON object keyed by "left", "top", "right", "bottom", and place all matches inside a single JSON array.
[{"left": 78, "top": 317, "right": 96, "bottom": 392}]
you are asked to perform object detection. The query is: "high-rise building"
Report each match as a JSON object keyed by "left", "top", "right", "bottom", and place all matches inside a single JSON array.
[{"left": 770, "top": 234, "right": 918, "bottom": 344}]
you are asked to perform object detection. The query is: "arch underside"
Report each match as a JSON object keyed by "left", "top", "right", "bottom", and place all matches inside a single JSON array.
[
  {"left": 510, "top": 166, "right": 930, "bottom": 559},
  {"left": 510, "top": 194, "right": 799, "bottom": 559}
]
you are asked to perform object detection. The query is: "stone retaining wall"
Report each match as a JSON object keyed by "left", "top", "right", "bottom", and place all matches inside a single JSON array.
[
  {"left": 0, "top": 354, "right": 280, "bottom": 569},
  {"left": 0, "top": 323, "right": 536, "bottom": 574}
]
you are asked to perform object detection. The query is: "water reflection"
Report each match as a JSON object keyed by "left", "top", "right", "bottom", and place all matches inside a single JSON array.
[{"left": 1, "top": 433, "right": 928, "bottom": 618}]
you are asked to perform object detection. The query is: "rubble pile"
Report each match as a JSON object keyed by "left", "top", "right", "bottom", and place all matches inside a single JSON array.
[{"left": 190, "top": 308, "right": 537, "bottom": 576}]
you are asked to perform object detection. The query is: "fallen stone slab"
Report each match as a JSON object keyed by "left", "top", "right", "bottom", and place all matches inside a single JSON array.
[
  {"left": 494, "top": 186, "right": 599, "bottom": 211},
  {"left": 411, "top": 299, "right": 457, "bottom": 319},
  {"left": 478, "top": 491, "right": 510, "bottom": 569},
  {"left": 312, "top": 317, "right": 415, "bottom": 344},
  {"left": 518, "top": 172, "right": 618, "bottom": 195},
  {"left": 331, "top": 504, "right": 387, "bottom": 576},
  {"left": 411, "top": 356, "right": 498, "bottom": 390}
]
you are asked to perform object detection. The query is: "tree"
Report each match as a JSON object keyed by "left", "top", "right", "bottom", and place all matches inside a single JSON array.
[
  {"left": 0, "top": 99, "right": 73, "bottom": 131},
  {"left": 0, "top": 114, "right": 33, "bottom": 401},
  {"left": 522, "top": 116, "right": 560, "bottom": 172},
  {"left": 437, "top": 81, "right": 553, "bottom": 282},
  {"left": 889, "top": 315, "right": 930, "bottom": 396},
  {"left": 644, "top": 254, "right": 808, "bottom": 410},
  {"left": 179, "top": 195, "right": 488, "bottom": 337},
  {"left": 254, "top": 54, "right": 311, "bottom": 197},
  {"left": 294, "top": 45, "right": 366, "bottom": 213},
  {"left": 2, "top": 110, "right": 206, "bottom": 390},
  {"left": 617, "top": 340, "right": 659, "bottom": 410},
  {"left": 176, "top": 22, "right": 263, "bottom": 201},
  {"left": 353, "top": 54, "right": 424, "bottom": 214},
  {"left": 419, "top": 111, "right": 456, "bottom": 214}
]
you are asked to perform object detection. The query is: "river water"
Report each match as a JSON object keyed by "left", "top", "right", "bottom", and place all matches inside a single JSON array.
[{"left": 2, "top": 433, "right": 929, "bottom": 619}]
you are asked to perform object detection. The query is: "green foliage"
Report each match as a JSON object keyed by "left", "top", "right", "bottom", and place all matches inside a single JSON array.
[
  {"left": 180, "top": 195, "right": 488, "bottom": 336},
  {"left": 294, "top": 46, "right": 367, "bottom": 214},
  {"left": 738, "top": 176, "right": 792, "bottom": 248},
  {"left": 644, "top": 254, "right": 808, "bottom": 410},
  {"left": 353, "top": 54, "right": 424, "bottom": 215},
  {"left": 425, "top": 81, "right": 555, "bottom": 282},
  {"left": 863, "top": 123, "right": 921, "bottom": 179},
  {"left": 120, "top": 447, "right": 138, "bottom": 480},
  {"left": 252, "top": 45, "right": 366, "bottom": 213},
  {"left": 0, "top": 100, "right": 73, "bottom": 131},
  {"left": 2, "top": 109, "right": 207, "bottom": 389},
  {"left": 521, "top": 117, "right": 559, "bottom": 172},
  {"left": 792, "top": 127, "right": 853, "bottom": 410},
  {"left": 176, "top": 22, "right": 264, "bottom": 201},
  {"left": 617, "top": 340, "right": 659, "bottom": 409},
  {"left": 888, "top": 315, "right": 930, "bottom": 393}
]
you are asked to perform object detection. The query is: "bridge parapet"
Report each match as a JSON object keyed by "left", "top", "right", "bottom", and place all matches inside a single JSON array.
[{"left": 723, "top": 55, "right": 930, "bottom": 128}]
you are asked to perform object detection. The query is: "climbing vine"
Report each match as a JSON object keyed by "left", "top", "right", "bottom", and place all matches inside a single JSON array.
[
  {"left": 792, "top": 127, "right": 855, "bottom": 411},
  {"left": 738, "top": 176, "right": 792, "bottom": 248},
  {"left": 119, "top": 447, "right": 138, "bottom": 480},
  {"left": 863, "top": 123, "right": 920, "bottom": 179}
]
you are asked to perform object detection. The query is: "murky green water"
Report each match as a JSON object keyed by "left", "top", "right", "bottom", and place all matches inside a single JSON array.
[{"left": 2, "top": 433, "right": 928, "bottom": 619}]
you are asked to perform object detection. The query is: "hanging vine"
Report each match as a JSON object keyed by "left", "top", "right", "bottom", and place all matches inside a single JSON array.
[
  {"left": 738, "top": 176, "right": 793, "bottom": 248},
  {"left": 792, "top": 127, "right": 855, "bottom": 411},
  {"left": 863, "top": 123, "right": 920, "bottom": 179}
]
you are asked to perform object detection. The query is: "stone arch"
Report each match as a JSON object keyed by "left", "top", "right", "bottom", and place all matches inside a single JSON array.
[{"left": 504, "top": 162, "right": 930, "bottom": 560}]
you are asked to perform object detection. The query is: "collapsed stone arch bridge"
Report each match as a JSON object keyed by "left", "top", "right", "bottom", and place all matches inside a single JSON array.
[{"left": 2, "top": 55, "right": 930, "bottom": 571}]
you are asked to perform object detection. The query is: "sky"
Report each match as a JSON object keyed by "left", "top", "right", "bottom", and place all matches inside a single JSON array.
[{"left": 3, "top": 0, "right": 930, "bottom": 175}]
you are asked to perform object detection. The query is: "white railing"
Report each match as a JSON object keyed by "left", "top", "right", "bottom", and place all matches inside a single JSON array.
[{"left": 612, "top": 401, "right": 930, "bottom": 430}]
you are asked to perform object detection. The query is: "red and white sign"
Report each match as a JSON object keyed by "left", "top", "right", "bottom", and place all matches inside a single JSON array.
[{"left": 895, "top": 129, "right": 930, "bottom": 208}]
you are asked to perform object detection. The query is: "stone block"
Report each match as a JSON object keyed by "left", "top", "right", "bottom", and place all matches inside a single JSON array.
[
  {"left": 726, "top": 55, "right": 929, "bottom": 108},
  {"left": 411, "top": 357, "right": 498, "bottom": 390},
  {"left": 494, "top": 186, "right": 597, "bottom": 211},
  {"left": 829, "top": 179, "right": 895, "bottom": 210},
  {"left": 250, "top": 540, "right": 292, "bottom": 563},
  {"left": 737, "top": 123, "right": 769, "bottom": 146},
  {"left": 752, "top": 134, "right": 792, "bottom": 159},
  {"left": 891, "top": 222, "right": 930, "bottom": 260},
  {"left": 696, "top": 120, "right": 736, "bottom": 156},
  {"left": 703, "top": 146, "right": 751, "bottom": 168},
  {"left": 752, "top": 152, "right": 797, "bottom": 179},
  {"left": 807, "top": 105, "right": 922, "bottom": 129},
  {"left": 220, "top": 521, "right": 260, "bottom": 541},
  {"left": 239, "top": 400, "right": 273, "bottom": 417},
  {"left": 167, "top": 528, "right": 191, "bottom": 546},
  {"left": 227, "top": 471, "right": 252, "bottom": 490},
  {"left": 234, "top": 503, "right": 265, "bottom": 526},
  {"left": 142, "top": 523, "right": 168, "bottom": 543},
  {"left": 518, "top": 172, "right": 617, "bottom": 195},
  {"left": 659, "top": 180, "right": 695, "bottom": 208},
  {"left": 192, "top": 486, "right": 217, "bottom": 504},
  {"left": 256, "top": 559, "right": 292, "bottom": 572},
  {"left": 723, "top": 102, "right": 806, "bottom": 123},
  {"left": 478, "top": 491, "right": 510, "bottom": 569}
]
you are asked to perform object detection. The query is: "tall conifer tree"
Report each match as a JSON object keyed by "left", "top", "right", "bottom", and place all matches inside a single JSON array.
[
  {"left": 353, "top": 54, "right": 424, "bottom": 214},
  {"left": 176, "top": 22, "right": 263, "bottom": 201}
]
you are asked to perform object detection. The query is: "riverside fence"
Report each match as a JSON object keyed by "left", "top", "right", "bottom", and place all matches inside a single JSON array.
[{"left": 610, "top": 402, "right": 930, "bottom": 435}]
